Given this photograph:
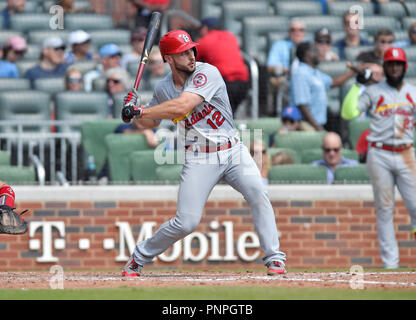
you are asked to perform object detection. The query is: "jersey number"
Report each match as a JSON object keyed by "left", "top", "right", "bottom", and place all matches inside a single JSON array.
[
  {"left": 207, "top": 111, "right": 225, "bottom": 129},
  {"left": 403, "top": 118, "right": 414, "bottom": 130}
]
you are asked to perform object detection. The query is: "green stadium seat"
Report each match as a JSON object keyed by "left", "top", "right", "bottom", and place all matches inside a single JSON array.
[
  {"left": 404, "top": 47, "right": 416, "bottom": 62},
  {"left": 222, "top": 1, "right": 271, "bottom": 40},
  {"left": 318, "top": 61, "right": 348, "bottom": 77},
  {"left": 348, "top": 119, "right": 370, "bottom": 150},
  {"left": 112, "top": 91, "right": 154, "bottom": 119},
  {"left": 268, "top": 164, "right": 327, "bottom": 184},
  {"left": 328, "top": 99, "right": 340, "bottom": 115},
  {"left": 72, "top": 0, "right": 93, "bottom": 11},
  {"left": 155, "top": 164, "right": 183, "bottom": 184},
  {"left": 300, "top": 148, "right": 359, "bottom": 164},
  {"left": 0, "top": 151, "right": 11, "bottom": 165},
  {"left": 9, "top": 13, "right": 52, "bottom": 32},
  {"left": 27, "top": 30, "right": 70, "bottom": 45},
  {"left": 70, "top": 60, "right": 98, "bottom": 74},
  {"left": 0, "top": 78, "right": 30, "bottom": 91},
  {"left": 327, "top": 1, "right": 374, "bottom": 16},
  {"left": 274, "top": 1, "right": 322, "bottom": 17},
  {"left": 291, "top": 16, "right": 343, "bottom": 32},
  {"left": 344, "top": 45, "right": 373, "bottom": 62},
  {"left": 334, "top": 164, "right": 370, "bottom": 184},
  {"left": 242, "top": 16, "right": 290, "bottom": 65},
  {"left": 81, "top": 119, "right": 122, "bottom": 174},
  {"left": 23, "top": 44, "right": 42, "bottom": 60},
  {"left": 379, "top": 2, "right": 416, "bottom": 18},
  {"left": 89, "top": 29, "right": 131, "bottom": 48},
  {"left": 16, "top": 60, "right": 37, "bottom": 77},
  {"left": 246, "top": 117, "right": 282, "bottom": 137},
  {"left": 64, "top": 14, "right": 113, "bottom": 30},
  {"left": 273, "top": 131, "right": 327, "bottom": 153},
  {"left": 328, "top": 87, "right": 340, "bottom": 100},
  {"left": 361, "top": 16, "right": 401, "bottom": 36},
  {"left": 130, "top": 150, "right": 180, "bottom": 183},
  {"left": 104, "top": 133, "right": 153, "bottom": 183},
  {"left": 0, "top": 30, "right": 23, "bottom": 45},
  {"left": 394, "top": 30, "right": 410, "bottom": 43},
  {"left": 55, "top": 92, "right": 108, "bottom": 133},
  {"left": 92, "top": 77, "right": 106, "bottom": 91},
  {"left": 200, "top": 0, "right": 222, "bottom": 19},
  {"left": 267, "top": 147, "right": 301, "bottom": 164},
  {"left": 0, "top": 90, "right": 51, "bottom": 133},
  {"left": 33, "top": 77, "right": 65, "bottom": 95},
  {"left": 406, "top": 62, "right": 416, "bottom": 77},
  {"left": 403, "top": 17, "right": 416, "bottom": 31},
  {"left": 0, "top": 165, "right": 36, "bottom": 185}
]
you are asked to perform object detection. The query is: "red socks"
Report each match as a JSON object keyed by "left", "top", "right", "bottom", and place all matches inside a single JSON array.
[{"left": 0, "top": 185, "right": 15, "bottom": 207}]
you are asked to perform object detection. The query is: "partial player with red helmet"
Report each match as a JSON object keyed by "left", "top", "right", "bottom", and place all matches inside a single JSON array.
[
  {"left": 121, "top": 30, "right": 287, "bottom": 277},
  {"left": 342, "top": 47, "right": 416, "bottom": 269}
]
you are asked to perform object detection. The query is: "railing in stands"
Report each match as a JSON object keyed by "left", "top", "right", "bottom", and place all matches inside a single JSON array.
[{"left": 0, "top": 120, "right": 82, "bottom": 186}]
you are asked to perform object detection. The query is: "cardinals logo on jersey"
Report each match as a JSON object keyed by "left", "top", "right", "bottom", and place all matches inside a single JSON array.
[{"left": 193, "top": 73, "right": 207, "bottom": 87}]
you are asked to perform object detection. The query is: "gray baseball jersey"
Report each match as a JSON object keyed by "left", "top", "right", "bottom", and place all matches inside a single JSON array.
[
  {"left": 133, "top": 62, "right": 286, "bottom": 269},
  {"left": 358, "top": 80, "right": 416, "bottom": 269},
  {"left": 358, "top": 81, "right": 416, "bottom": 145},
  {"left": 147, "top": 62, "right": 238, "bottom": 147}
]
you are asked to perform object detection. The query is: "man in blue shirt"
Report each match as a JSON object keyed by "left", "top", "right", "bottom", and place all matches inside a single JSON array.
[
  {"left": 24, "top": 37, "right": 69, "bottom": 88},
  {"left": 311, "top": 132, "right": 359, "bottom": 184},
  {"left": 290, "top": 42, "right": 355, "bottom": 131},
  {"left": 2, "top": 0, "right": 25, "bottom": 29},
  {"left": 267, "top": 20, "right": 306, "bottom": 77}
]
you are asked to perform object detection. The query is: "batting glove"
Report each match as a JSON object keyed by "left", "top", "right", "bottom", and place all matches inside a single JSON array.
[
  {"left": 356, "top": 69, "right": 372, "bottom": 85},
  {"left": 122, "top": 89, "right": 143, "bottom": 123}
]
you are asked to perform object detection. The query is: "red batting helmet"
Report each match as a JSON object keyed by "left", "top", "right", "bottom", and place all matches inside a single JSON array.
[
  {"left": 159, "top": 30, "right": 199, "bottom": 61},
  {"left": 384, "top": 47, "right": 408, "bottom": 71}
]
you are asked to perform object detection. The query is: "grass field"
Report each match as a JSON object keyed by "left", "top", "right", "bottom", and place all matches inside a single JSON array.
[{"left": 1, "top": 286, "right": 416, "bottom": 300}]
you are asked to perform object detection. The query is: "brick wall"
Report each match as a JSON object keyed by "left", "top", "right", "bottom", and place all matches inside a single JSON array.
[{"left": 1, "top": 185, "right": 414, "bottom": 271}]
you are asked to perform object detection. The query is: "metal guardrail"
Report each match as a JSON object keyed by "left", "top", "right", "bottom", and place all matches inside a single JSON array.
[{"left": 0, "top": 120, "right": 82, "bottom": 185}]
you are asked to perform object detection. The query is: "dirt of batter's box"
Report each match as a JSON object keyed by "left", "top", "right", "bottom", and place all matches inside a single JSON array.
[{"left": 1, "top": 271, "right": 416, "bottom": 290}]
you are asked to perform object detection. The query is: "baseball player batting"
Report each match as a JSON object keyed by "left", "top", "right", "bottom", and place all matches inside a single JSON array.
[
  {"left": 121, "top": 30, "right": 286, "bottom": 276},
  {"left": 342, "top": 47, "right": 416, "bottom": 269}
]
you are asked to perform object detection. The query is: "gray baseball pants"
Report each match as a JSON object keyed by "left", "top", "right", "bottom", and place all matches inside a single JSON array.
[
  {"left": 366, "top": 146, "right": 416, "bottom": 269},
  {"left": 133, "top": 142, "right": 286, "bottom": 267}
]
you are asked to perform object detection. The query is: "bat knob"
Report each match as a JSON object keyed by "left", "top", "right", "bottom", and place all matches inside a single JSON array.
[{"left": 122, "top": 106, "right": 134, "bottom": 123}]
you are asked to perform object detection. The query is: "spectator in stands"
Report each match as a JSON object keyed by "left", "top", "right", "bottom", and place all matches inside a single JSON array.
[
  {"left": 250, "top": 140, "right": 270, "bottom": 185},
  {"left": 65, "top": 30, "right": 96, "bottom": 65},
  {"left": 121, "top": 27, "right": 147, "bottom": 69},
  {"left": 84, "top": 43, "right": 122, "bottom": 92},
  {"left": 105, "top": 67, "right": 129, "bottom": 117},
  {"left": 311, "top": 131, "right": 359, "bottom": 184},
  {"left": 290, "top": 42, "right": 355, "bottom": 132},
  {"left": 271, "top": 151, "right": 294, "bottom": 166},
  {"left": 278, "top": 105, "right": 314, "bottom": 134},
  {"left": 394, "top": 23, "right": 416, "bottom": 48},
  {"left": 129, "top": 0, "right": 170, "bottom": 29},
  {"left": 58, "top": 0, "right": 93, "bottom": 13},
  {"left": 314, "top": 28, "right": 339, "bottom": 62},
  {"left": 196, "top": 17, "right": 250, "bottom": 114},
  {"left": 2, "top": 0, "right": 25, "bottom": 29},
  {"left": 334, "top": 11, "right": 371, "bottom": 60},
  {"left": 267, "top": 20, "right": 306, "bottom": 113},
  {"left": 267, "top": 19, "right": 306, "bottom": 77},
  {"left": 65, "top": 67, "right": 84, "bottom": 92},
  {"left": 356, "top": 29, "right": 394, "bottom": 65},
  {"left": 0, "top": 35, "right": 26, "bottom": 78},
  {"left": 142, "top": 46, "right": 168, "bottom": 91},
  {"left": 24, "top": 37, "right": 69, "bottom": 88}
]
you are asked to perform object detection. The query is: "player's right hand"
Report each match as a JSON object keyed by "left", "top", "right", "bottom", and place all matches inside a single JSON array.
[{"left": 356, "top": 69, "right": 372, "bottom": 85}]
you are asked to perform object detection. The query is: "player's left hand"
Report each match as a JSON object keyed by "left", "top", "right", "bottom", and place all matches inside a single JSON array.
[
  {"left": 122, "top": 89, "right": 143, "bottom": 123},
  {"left": 0, "top": 205, "right": 28, "bottom": 235}
]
